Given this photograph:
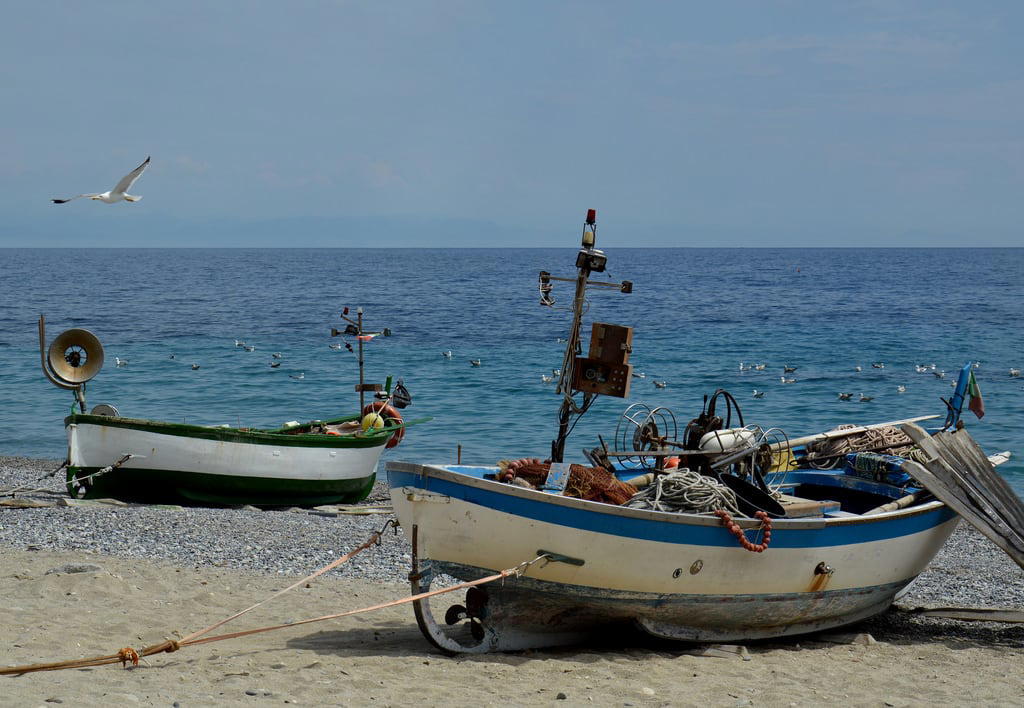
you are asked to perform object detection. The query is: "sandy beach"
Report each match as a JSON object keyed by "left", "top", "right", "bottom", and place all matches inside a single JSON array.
[
  {"left": 2, "top": 456, "right": 1023, "bottom": 706},
  {"left": 1, "top": 545, "right": 1022, "bottom": 707}
]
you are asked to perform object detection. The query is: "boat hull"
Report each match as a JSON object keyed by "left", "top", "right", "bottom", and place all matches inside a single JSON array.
[
  {"left": 67, "top": 415, "right": 389, "bottom": 506},
  {"left": 388, "top": 462, "right": 959, "bottom": 651}
]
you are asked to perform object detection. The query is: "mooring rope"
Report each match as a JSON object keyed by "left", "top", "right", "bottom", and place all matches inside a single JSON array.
[
  {"left": 0, "top": 522, "right": 547, "bottom": 677},
  {"left": 0, "top": 460, "right": 68, "bottom": 497},
  {"left": 805, "top": 425, "right": 916, "bottom": 469},
  {"left": 624, "top": 468, "right": 742, "bottom": 515}
]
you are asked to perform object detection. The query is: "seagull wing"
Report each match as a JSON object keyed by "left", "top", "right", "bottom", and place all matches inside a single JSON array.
[
  {"left": 51, "top": 194, "right": 100, "bottom": 204},
  {"left": 112, "top": 156, "right": 150, "bottom": 194}
]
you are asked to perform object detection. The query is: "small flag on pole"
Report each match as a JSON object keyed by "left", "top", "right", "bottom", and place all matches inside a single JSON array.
[{"left": 968, "top": 371, "right": 985, "bottom": 419}]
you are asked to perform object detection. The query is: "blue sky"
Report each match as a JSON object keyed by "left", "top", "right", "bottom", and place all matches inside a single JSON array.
[{"left": 2, "top": 1, "right": 1022, "bottom": 246}]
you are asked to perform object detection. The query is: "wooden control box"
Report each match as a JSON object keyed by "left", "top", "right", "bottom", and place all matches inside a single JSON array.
[
  {"left": 572, "top": 357, "right": 632, "bottom": 398},
  {"left": 588, "top": 322, "right": 633, "bottom": 365}
]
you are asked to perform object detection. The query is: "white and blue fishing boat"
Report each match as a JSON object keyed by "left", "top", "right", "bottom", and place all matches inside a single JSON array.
[{"left": 388, "top": 212, "right": 1007, "bottom": 653}]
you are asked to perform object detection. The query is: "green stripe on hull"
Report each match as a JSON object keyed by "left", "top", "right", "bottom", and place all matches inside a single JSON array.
[
  {"left": 65, "top": 413, "right": 395, "bottom": 449},
  {"left": 68, "top": 466, "right": 377, "bottom": 507}
]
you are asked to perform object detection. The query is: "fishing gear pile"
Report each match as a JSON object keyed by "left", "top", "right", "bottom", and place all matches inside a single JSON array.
[
  {"left": 497, "top": 458, "right": 637, "bottom": 505},
  {"left": 803, "top": 424, "right": 919, "bottom": 469}
]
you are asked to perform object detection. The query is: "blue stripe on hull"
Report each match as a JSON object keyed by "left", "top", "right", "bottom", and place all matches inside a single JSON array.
[{"left": 388, "top": 468, "right": 957, "bottom": 548}]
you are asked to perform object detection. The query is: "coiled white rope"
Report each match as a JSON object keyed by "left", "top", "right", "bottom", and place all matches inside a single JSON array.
[{"left": 625, "top": 468, "right": 741, "bottom": 515}]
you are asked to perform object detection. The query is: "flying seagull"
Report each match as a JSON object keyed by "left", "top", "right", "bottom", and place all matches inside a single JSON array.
[{"left": 52, "top": 156, "right": 150, "bottom": 204}]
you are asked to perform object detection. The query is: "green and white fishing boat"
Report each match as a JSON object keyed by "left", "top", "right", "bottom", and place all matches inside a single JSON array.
[
  {"left": 39, "top": 310, "right": 411, "bottom": 506},
  {"left": 62, "top": 412, "right": 396, "bottom": 506}
]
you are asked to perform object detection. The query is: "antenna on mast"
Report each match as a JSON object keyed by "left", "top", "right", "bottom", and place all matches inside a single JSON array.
[{"left": 540, "top": 210, "right": 633, "bottom": 462}]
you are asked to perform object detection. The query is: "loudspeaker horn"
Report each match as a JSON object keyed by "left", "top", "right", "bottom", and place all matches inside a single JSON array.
[{"left": 47, "top": 327, "right": 105, "bottom": 385}]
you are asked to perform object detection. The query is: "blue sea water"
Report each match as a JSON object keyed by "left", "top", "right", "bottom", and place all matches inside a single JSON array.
[{"left": 1, "top": 247, "right": 1022, "bottom": 494}]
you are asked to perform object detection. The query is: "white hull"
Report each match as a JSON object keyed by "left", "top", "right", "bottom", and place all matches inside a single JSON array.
[
  {"left": 388, "top": 462, "right": 959, "bottom": 651},
  {"left": 66, "top": 416, "right": 388, "bottom": 505}
]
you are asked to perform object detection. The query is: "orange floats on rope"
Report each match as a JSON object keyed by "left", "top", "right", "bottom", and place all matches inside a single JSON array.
[
  {"left": 362, "top": 402, "right": 404, "bottom": 448},
  {"left": 713, "top": 509, "right": 772, "bottom": 553}
]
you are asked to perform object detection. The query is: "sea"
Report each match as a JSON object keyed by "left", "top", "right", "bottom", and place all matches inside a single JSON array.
[{"left": 1, "top": 247, "right": 1022, "bottom": 494}]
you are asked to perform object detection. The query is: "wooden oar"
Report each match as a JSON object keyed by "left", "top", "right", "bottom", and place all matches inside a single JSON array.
[{"left": 769, "top": 414, "right": 940, "bottom": 452}]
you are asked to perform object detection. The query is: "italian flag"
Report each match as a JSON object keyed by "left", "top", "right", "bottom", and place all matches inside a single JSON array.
[{"left": 968, "top": 370, "right": 985, "bottom": 419}]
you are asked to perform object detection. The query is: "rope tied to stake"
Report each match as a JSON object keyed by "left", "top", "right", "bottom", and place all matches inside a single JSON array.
[{"left": 0, "top": 521, "right": 545, "bottom": 677}]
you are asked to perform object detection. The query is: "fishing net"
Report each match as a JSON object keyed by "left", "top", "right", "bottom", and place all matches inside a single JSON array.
[{"left": 497, "top": 458, "right": 637, "bottom": 505}]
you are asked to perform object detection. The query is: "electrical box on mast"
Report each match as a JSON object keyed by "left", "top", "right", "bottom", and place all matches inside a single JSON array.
[{"left": 572, "top": 322, "right": 633, "bottom": 398}]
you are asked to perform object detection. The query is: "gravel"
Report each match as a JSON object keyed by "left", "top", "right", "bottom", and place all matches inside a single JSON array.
[
  {"left": 0, "top": 456, "right": 410, "bottom": 585},
  {"left": 3, "top": 455, "right": 1023, "bottom": 632}
]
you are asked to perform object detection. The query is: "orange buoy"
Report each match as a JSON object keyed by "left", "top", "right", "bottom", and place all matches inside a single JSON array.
[{"left": 362, "top": 402, "right": 405, "bottom": 448}]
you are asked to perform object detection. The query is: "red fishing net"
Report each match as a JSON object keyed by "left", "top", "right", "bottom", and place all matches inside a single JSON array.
[{"left": 497, "top": 458, "right": 637, "bottom": 505}]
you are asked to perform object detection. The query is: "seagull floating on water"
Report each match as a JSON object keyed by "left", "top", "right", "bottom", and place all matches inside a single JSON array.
[
  {"left": 243, "top": 345, "right": 256, "bottom": 352},
  {"left": 541, "top": 374, "right": 554, "bottom": 383},
  {"left": 52, "top": 156, "right": 150, "bottom": 204},
  {"left": 754, "top": 363, "right": 766, "bottom": 371},
  {"left": 115, "top": 357, "right": 128, "bottom": 367},
  {"left": 191, "top": 363, "right": 200, "bottom": 370},
  {"left": 933, "top": 370, "right": 946, "bottom": 379},
  {"left": 838, "top": 392, "right": 853, "bottom": 400},
  {"left": 269, "top": 361, "right": 281, "bottom": 368},
  {"left": 752, "top": 389, "right": 765, "bottom": 398},
  {"left": 552, "top": 368, "right": 561, "bottom": 376},
  {"left": 872, "top": 362, "right": 885, "bottom": 369},
  {"left": 780, "top": 376, "right": 796, "bottom": 384},
  {"left": 859, "top": 393, "right": 874, "bottom": 402},
  {"left": 1010, "top": 368, "right": 1021, "bottom": 378},
  {"left": 632, "top": 371, "right": 646, "bottom": 379},
  {"left": 854, "top": 365, "right": 862, "bottom": 372},
  {"left": 783, "top": 365, "right": 797, "bottom": 373},
  {"left": 896, "top": 385, "right": 906, "bottom": 393},
  {"left": 272, "top": 352, "right": 282, "bottom": 359},
  {"left": 289, "top": 372, "right": 305, "bottom": 380},
  {"left": 739, "top": 362, "right": 751, "bottom": 372},
  {"left": 329, "top": 343, "right": 342, "bottom": 350},
  {"left": 470, "top": 359, "right": 481, "bottom": 367},
  {"left": 442, "top": 350, "right": 453, "bottom": 359},
  {"left": 653, "top": 381, "right": 667, "bottom": 388},
  {"left": 235, "top": 340, "right": 245, "bottom": 347}
]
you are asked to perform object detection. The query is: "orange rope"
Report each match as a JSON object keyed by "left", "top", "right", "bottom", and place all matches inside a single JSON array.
[{"left": 0, "top": 527, "right": 544, "bottom": 677}]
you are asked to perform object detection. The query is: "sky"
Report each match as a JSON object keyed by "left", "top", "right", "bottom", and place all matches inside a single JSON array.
[{"left": 1, "top": 1, "right": 1022, "bottom": 247}]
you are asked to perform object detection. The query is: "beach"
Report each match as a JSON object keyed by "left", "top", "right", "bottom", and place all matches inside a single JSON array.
[{"left": 2, "top": 457, "right": 1023, "bottom": 706}]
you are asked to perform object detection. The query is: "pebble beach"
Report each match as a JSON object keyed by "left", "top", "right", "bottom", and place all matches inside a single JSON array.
[{"left": 3, "top": 455, "right": 1023, "bottom": 706}]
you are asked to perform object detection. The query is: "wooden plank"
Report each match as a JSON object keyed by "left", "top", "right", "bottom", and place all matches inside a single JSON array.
[
  {"left": 776, "top": 494, "right": 840, "bottom": 518},
  {"left": 918, "top": 428, "right": 1024, "bottom": 536},
  {"left": 901, "top": 423, "right": 1024, "bottom": 569},
  {"left": 901, "top": 458, "right": 1024, "bottom": 564},
  {"left": 897, "top": 606, "right": 1024, "bottom": 623},
  {"left": 950, "top": 432, "right": 1024, "bottom": 530}
]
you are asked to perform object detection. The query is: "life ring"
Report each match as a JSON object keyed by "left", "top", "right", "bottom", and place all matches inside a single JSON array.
[{"left": 362, "top": 402, "right": 404, "bottom": 448}]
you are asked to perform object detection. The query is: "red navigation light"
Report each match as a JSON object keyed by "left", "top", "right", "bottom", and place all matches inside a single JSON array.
[{"left": 586, "top": 209, "right": 596, "bottom": 225}]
